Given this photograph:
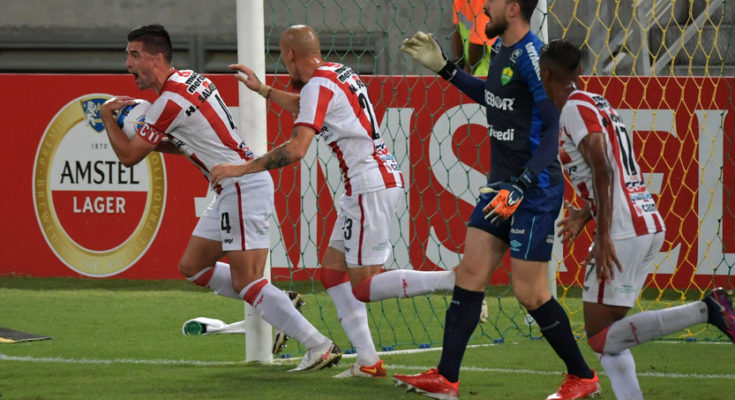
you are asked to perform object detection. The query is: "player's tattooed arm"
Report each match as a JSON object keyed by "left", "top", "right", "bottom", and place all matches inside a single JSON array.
[
  {"left": 254, "top": 144, "right": 298, "bottom": 170},
  {"left": 256, "top": 125, "right": 315, "bottom": 170},
  {"left": 209, "top": 125, "right": 317, "bottom": 185}
]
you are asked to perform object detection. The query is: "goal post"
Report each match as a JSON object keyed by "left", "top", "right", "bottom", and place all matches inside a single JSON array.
[{"left": 236, "top": 0, "right": 272, "bottom": 364}]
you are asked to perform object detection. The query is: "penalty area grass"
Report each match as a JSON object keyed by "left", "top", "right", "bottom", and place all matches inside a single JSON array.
[{"left": 0, "top": 276, "right": 732, "bottom": 399}]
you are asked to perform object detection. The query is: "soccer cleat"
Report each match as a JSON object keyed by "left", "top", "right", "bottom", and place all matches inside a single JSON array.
[
  {"left": 334, "top": 359, "right": 387, "bottom": 378},
  {"left": 479, "top": 299, "right": 488, "bottom": 323},
  {"left": 546, "top": 370, "right": 601, "bottom": 400},
  {"left": 393, "top": 368, "right": 459, "bottom": 400},
  {"left": 272, "top": 291, "right": 305, "bottom": 354},
  {"left": 703, "top": 287, "right": 735, "bottom": 343},
  {"left": 289, "top": 342, "right": 342, "bottom": 372}
]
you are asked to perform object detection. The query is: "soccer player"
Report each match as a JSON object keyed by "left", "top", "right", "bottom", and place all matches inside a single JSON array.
[
  {"left": 397, "top": 1, "right": 601, "bottom": 399},
  {"left": 99, "top": 24, "right": 341, "bottom": 372},
  {"left": 539, "top": 38, "right": 735, "bottom": 400},
  {"left": 210, "top": 24, "right": 456, "bottom": 379}
]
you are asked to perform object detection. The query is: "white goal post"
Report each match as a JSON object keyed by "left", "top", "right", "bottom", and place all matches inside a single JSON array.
[{"left": 237, "top": 0, "right": 272, "bottom": 364}]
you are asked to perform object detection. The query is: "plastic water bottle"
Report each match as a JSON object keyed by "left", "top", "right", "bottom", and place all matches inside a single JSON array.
[{"left": 183, "top": 321, "right": 207, "bottom": 335}]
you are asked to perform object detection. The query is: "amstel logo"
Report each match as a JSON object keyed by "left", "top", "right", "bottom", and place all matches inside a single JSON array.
[{"left": 33, "top": 94, "right": 166, "bottom": 277}]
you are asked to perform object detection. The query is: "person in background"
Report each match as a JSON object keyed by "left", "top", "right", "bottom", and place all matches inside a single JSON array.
[{"left": 452, "top": 0, "right": 497, "bottom": 76}]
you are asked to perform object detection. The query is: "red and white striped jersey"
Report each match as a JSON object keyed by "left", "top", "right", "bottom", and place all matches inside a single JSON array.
[
  {"left": 559, "top": 90, "right": 664, "bottom": 239},
  {"left": 137, "top": 69, "right": 263, "bottom": 191},
  {"left": 294, "top": 62, "right": 404, "bottom": 195}
]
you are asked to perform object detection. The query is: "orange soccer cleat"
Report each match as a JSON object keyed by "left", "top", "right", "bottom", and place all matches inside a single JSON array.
[
  {"left": 393, "top": 368, "right": 459, "bottom": 400},
  {"left": 546, "top": 370, "right": 601, "bottom": 400}
]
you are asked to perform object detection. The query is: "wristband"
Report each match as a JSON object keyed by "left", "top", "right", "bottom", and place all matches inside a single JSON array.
[
  {"left": 438, "top": 62, "right": 458, "bottom": 81},
  {"left": 516, "top": 168, "right": 536, "bottom": 191},
  {"left": 258, "top": 85, "right": 272, "bottom": 99}
]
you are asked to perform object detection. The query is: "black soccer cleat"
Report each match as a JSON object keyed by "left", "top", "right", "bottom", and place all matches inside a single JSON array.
[{"left": 703, "top": 287, "right": 735, "bottom": 343}]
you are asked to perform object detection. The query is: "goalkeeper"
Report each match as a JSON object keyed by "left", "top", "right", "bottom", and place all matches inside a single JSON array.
[{"left": 395, "top": 1, "right": 599, "bottom": 399}]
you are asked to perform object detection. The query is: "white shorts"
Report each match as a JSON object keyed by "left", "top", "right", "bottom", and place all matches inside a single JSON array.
[
  {"left": 192, "top": 172, "right": 274, "bottom": 251},
  {"left": 582, "top": 231, "right": 665, "bottom": 307},
  {"left": 328, "top": 187, "right": 403, "bottom": 267}
]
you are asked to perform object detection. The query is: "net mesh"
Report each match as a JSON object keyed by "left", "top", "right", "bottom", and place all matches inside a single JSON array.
[{"left": 261, "top": 0, "right": 735, "bottom": 354}]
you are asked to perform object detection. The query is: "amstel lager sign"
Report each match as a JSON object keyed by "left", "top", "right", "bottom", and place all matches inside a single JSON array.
[{"left": 33, "top": 94, "right": 166, "bottom": 277}]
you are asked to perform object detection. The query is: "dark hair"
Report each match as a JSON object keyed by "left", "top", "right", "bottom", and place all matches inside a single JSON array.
[
  {"left": 515, "top": 0, "right": 539, "bottom": 23},
  {"left": 127, "top": 24, "right": 173, "bottom": 63},
  {"left": 539, "top": 39, "right": 582, "bottom": 75}
]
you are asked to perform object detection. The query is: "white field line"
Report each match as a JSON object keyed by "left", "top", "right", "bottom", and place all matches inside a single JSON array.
[
  {"left": 0, "top": 354, "right": 243, "bottom": 366},
  {"left": 2, "top": 341, "right": 733, "bottom": 380}
]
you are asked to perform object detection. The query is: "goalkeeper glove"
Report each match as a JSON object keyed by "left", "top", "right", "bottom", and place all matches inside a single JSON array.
[
  {"left": 480, "top": 169, "right": 536, "bottom": 224},
  {"left": 400, "top": 31, "right": 458, "bottom": 80}
]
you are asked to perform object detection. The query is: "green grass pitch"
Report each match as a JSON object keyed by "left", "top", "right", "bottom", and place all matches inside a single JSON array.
[{"left": 0, "top": 277, "right": 732, "bottom": 399}]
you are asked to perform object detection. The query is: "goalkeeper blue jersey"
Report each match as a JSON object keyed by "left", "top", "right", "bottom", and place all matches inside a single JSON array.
[{"left": 448, "top": 30, "right": 563, "bottom": 188}]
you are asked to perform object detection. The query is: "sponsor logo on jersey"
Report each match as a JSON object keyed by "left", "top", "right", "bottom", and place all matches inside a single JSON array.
[
  {"left": 372, "top": 242, "right": 388, "bottom": 252},
  {"left": 524, "top": 42, "right": 541, "bottom": 81},
  {"left": 509, "top": 49, "right": 523, "bottom": 64},
  {"left": 485, "top": 90, "right": 515, "bottom": 110},
  {"left": 510, "top": 228, "right": 525, "bottom": 235},
  {"left": 33, "top": 94, "right": 166, "bottom": 277},
  {"left": 615, "top": 285, "right": 637, "bottom": 295},
  {"left": 488, "top": 125, "right": 515, "bottom": 141}
]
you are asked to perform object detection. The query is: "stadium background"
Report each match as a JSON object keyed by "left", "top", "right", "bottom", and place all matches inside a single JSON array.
[{"left": 1, "top": 0, "right": 733, "bottom": 347}]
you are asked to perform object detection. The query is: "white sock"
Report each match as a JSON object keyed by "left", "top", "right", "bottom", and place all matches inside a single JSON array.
[
  {"left": 187, "top": 262, "right": 240, "bottom": 300},
  {"left": 240, "top": 279, "right": 330, "bottom": 351},
  {"left": 603, "top": 302, "right": 707, "bottom": 354},
  {"left": 366, "top": 270, "right": 454, "bottom": 301},
  {"left": 326, "top": 281, "right": 379, "bottom": 366},
  {"left": 596, "top": 350, "right": 643, "bottom": 400}
]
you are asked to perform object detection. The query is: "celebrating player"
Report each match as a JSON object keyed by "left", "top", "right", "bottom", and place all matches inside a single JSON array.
[
  {"left": 397, "top": 1, "right": 601, "bottom": 399},
  {"left": 210, "top": 24, "right": 456, "bottom": 378},
  {"left": 539, "top": 38, "right": 735, "bottom": 400},
  {"left": 99, "top": 24, "right": 341, "bottom": 372}
]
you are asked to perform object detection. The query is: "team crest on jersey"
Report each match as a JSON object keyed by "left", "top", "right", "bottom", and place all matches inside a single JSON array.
[
  {"left": 82, "top": 98, "right": 107, "bottom": 132},
  {"left": 33, "top": 94, "right": 167, "bottom": 277},
  {"left": 501, "top": 66, "right": 514, "bottom": 85}
]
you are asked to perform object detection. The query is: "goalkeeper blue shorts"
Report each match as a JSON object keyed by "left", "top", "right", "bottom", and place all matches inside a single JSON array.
[{"left": 468, "top": 183, "right": 564, "bottom": 262}]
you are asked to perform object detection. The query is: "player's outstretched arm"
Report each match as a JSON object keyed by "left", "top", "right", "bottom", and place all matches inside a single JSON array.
[
  {"left": 229, "top": 64, "right": 300, "bottom": 114},
  {"left": 401, "top": 31, "right": 485, "bottom": 103},
  {"left": 100, "top": 96, "right": 158, "bottom": 167},
  {"left": 210, "top": 125, "right": 316, "bottom": 185}
]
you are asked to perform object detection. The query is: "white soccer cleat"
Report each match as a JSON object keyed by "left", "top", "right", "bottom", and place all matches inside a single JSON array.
[
  {"left": 479, "top": 299, "right": 488, "bottom": 323},
  {"left": 334, "top": 359, "right": 387, "bottom": 378},
  {"left": 288, "top": 342, "right": 342, "bottom": 372}
]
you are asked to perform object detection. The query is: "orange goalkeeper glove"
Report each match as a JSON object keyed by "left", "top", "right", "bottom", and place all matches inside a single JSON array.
[{"left": 481, "top": 169, "right": 535, "bottom": 224}]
